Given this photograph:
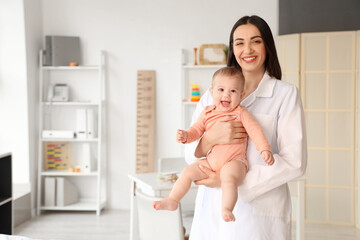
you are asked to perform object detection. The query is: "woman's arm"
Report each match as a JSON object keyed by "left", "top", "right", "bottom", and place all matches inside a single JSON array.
[{"left": 238, "top": 85, "right": 307, "bottom": 202}]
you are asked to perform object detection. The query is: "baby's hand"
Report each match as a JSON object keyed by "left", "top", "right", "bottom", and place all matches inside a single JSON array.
[
  {"left": 176, "top": 129, "right": 188, "bottom": 143},
  {"left": 261, "top": 150, "right": 274, "bottom": 166}
]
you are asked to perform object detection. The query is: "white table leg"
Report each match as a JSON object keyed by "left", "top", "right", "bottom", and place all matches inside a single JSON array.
[{"left": 129, "top": 180, "right": 139, "bottom": 240}]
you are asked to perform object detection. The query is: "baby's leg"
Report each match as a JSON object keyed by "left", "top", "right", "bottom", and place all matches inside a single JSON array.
[
  {"left": 220, "top": 159, "right": 247, "bottom": 222},
  {"left": 153, "top": 159, "right": 210, "bottom": 211}
]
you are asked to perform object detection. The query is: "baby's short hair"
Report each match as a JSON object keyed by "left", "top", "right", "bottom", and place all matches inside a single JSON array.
[{"left": 212, "top": 67, "right": 244, "bottom": 86}]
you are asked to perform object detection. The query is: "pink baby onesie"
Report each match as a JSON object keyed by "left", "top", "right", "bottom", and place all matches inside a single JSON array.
[{"left": 184, "top": 105, "right": 271, "bottom": 172}]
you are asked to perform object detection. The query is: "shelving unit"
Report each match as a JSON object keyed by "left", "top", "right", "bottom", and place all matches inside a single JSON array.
[
  {"left": 181, "top": 64, "right": 225, "bottom": 129},
  {"left": 0, "top": 152, "right": 12, "bottom": 235},
  {"left": 37, "top": 50, "right": 106, "bottom": 215}
]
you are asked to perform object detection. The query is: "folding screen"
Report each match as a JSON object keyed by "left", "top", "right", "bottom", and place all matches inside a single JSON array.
[{"left": 276, "top": 31, "right": 358, "bottom": 226}]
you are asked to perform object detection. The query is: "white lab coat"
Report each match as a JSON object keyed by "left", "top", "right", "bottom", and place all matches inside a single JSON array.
[{"left": 185, "top": 72, "right": 307, "bottom": 240}]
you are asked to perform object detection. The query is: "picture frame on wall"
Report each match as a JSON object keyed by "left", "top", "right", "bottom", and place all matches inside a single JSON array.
[{"left": 199, "top": 44, "right": 227, "bottom": 65}]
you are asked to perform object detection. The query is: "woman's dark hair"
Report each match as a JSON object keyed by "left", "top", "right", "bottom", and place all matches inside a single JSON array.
[{"left": 227, "top": 15, "right": 282, "bottom": 80}]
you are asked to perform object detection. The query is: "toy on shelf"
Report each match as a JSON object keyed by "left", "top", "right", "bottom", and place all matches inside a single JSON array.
[
  {"left": 44, "top": 142, "right": 69, "bottom": 170},
  {"left": 190, "top": 84, "right": 200, "bottom": 102}
]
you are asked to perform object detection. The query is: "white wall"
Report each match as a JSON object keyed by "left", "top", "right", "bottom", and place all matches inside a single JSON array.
[
  {"left": 38, "top": 0, "right": 279, "bottom": 209},
  {"left": 0, "top": 0, "right": 30, "bottom": 184}
]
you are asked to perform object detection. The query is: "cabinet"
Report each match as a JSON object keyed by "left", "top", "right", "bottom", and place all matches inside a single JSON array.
[
  {"left": 0, "top": 152, "right": 12, "bottom": 235},
  {"left": 37, "top": 50, "right": 106, "bottom": 215},
  {"left": 181, "top": 64, "right": 225, "bottom": 129}
]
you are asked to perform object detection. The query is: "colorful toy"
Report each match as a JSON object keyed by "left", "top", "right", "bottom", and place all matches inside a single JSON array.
[
  {"left": 45, "top": 142, "right": 69, "bottom": 170},
  {"left": 191, "top": 84, "right": 200, "bottom": 102}
]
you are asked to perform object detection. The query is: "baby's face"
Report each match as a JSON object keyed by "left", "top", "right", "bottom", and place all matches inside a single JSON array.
[{"left": 210, "top": 75, "right": 243, "bottom": 112}]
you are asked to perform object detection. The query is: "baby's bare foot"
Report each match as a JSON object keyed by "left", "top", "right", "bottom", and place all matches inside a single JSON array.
[
  {"left": 153, "top": 198, "right": 179, "bottom": 211},
  {"left": 222, "top": 209, "right": 235, "bottom": 222}
]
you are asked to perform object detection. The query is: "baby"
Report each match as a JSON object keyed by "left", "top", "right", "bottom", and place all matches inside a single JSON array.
[{"left": 153, "top": 67, "right": 274, "bottom": 222}]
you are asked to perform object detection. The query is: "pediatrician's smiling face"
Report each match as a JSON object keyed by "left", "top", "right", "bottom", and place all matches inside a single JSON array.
[{"left": 233, "top": 24, "right": 266, "bottom": 75}]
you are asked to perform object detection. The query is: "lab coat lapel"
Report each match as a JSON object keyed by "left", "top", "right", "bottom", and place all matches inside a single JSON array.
[{"left": 241, "top": 72, "right": 276, "bottom": 108}]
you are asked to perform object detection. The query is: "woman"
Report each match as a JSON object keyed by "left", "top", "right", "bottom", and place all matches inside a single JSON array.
[{"left": 185, "top": 15, "right": 307, "bottom": 239}]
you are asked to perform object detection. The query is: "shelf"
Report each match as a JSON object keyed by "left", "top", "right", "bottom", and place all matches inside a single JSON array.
[
  {"left": 182, "top": 64, "right": 226, "bottom": 69},
  {"left": 41, "top": 66, "right": 100, "bottom": 70},
  {"left": 40, "top": 198, "right": 106, "bottom": 211},
  {"left": 0, "top": 197, "right": 12, "bottom": 207},
  {"left": 42, "top": 102, "right": 99, "bottom": 106},
  {"left": 41, "top": 171, "right": 98, "bottom": 177},
  {"left": 41, "top": 138, "right": 99, "bottom": 142},
  {"left": 182, "top": 101, "right": 198, "bottom": 105}
]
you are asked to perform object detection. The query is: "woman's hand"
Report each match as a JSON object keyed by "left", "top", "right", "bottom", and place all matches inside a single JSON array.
[
  {"left": 195, "top": 115, "right": 247, "bottom": 158},
  {"left": 208, "top": 115, "right": 246, "bottom": 145},
  {"left": 194, "top": 164, "right": 221, "bottom": 188}
]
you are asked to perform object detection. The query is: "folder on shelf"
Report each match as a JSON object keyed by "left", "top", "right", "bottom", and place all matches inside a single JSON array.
[
  {"left": 87, "top": 108, "right": 96, "bottom": 138},
  {"left": 44, "top": 177, "right": 56, "bottom": 206},
  {"left": 76, "top": 108, "right": 97, "bottom": 139},
  {"left": 56, "top": 177, "right": 79, "bottom": 206},
  {"left": 81, "top": 143, "right": 93, "bottom": 173},
  {"left": 76, "top": 108, "right": 87, "bottom": 139}
]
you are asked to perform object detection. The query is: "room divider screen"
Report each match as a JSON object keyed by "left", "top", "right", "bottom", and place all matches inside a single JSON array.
[{"left": 276, "top": 30, "right": 359, "bottom": 226}]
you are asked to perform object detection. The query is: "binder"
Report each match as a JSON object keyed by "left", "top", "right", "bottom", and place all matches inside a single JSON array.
[
  {"left": 87, "top": 108, "right": 96, "bottom": 138},
  {"left": 81, "top": 143, "right": 93, "bottom": 173},
  {"left": 56, "top": 177, "right": 79, "bottom": 206},
  {"left": 76, "top": 108, "right": 96, "bottom": 139},
  {"left": 76, "top": 108, "right": 87, "bottom": 139},
  {"left": 44, "top": 177, "right": 56, "bottom": 206}
]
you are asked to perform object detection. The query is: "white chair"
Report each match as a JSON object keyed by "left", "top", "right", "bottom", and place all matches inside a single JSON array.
[
  {"left": 136, "top": 189, "right": 188, "bottom": 240},
  {"left": 158, "top": 157, "right": 188, "bottom": 173}
]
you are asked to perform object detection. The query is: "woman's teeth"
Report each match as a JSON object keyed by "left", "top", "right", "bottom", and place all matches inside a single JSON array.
[{"left": 243, "top": 57, "right": 255, "bottom": 61}]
